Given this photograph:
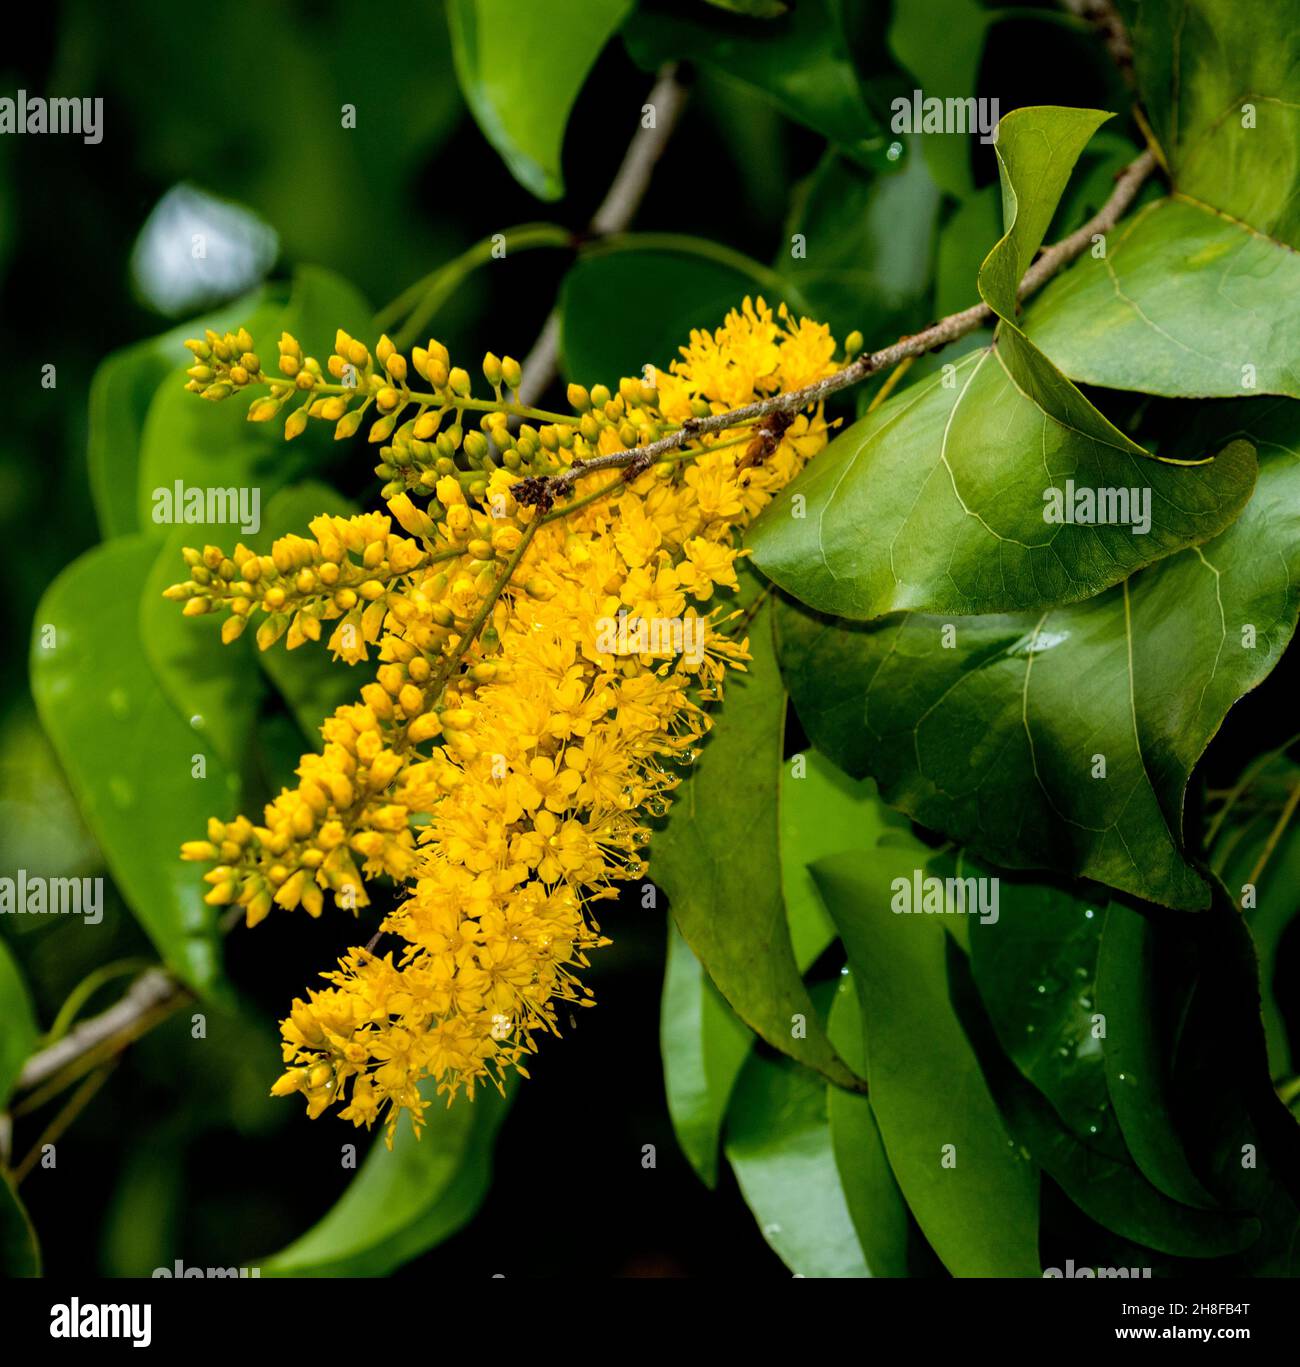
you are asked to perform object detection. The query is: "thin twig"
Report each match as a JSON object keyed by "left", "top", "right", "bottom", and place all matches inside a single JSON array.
[
  {"left": 15, "top": 968, "right": 184, "bottom": 1094},
  {"left": 517, "top": 63, "right": 690, "bottom": 408},
  {"left": 1205, "top": 732, "right": 1300, "bottom": 848},
  {"left": 1059, "top": 0, "right": 1136, "bottom": 88},
  {"left": 12, "top": 1063, "right": 117, "bottom": 1186},
  {"left": 1245, "top": 776, "right": 1300, "bottom": 894}
]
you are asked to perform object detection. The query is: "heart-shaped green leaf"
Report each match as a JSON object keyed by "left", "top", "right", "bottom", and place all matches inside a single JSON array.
[
  {"left": 774, "top": 402, "right": 1299, "bottom": 908},
  {"left": 1028, "top": 0, "right": 1300, "bottom": 397},
  {"left": 748, "top": 106, "right": 1258, "bottom": 621}
]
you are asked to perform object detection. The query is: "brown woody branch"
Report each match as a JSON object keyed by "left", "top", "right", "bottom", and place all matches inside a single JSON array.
[
  {"left": 516, "top": 64, "right": 690, "bottom": 408},
  {"left": 518, "top": 147, "right": 1158, "bottom": 507}
]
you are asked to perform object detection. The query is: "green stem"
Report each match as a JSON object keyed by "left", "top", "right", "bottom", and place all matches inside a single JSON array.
[
  {"left": 13, "top": 1065, "right": 116, "bottom": 1186},
  {"left": 542, "top": 430, "right": 755, "bottom": 522},
  {"left": 1206, "top": 732, "right": 1300, "bottom": 848},
  {"left": 433, "top": 517, "right": 542, "bottom": 690},
  {"left": 381, "top": 223, "right": 574, "bottom": 349},
  {"left": 43, "top": 959, "right": 153, "bottom": 1046}
]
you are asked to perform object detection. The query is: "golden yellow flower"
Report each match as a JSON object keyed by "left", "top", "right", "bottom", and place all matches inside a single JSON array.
[{"left": 170, "top": 298, "right": 843, "bottom": 1143}]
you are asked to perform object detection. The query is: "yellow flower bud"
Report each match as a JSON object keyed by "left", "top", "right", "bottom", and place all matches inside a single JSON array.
[
  {"left": 407, "top": 713, "right": 442, "bottom": 744},
  {"left": 271, "top": 1068, "right": 309, "bottom": 1097}
]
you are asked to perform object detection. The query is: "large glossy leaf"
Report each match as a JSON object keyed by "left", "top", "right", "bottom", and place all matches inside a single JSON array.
[
  {"left": 661, "top": 750, "right": 897, "bottom": 1186},
  {"left": 261, "top": 1085, "right": 511, "bottom": 1276},
  {"left": 781, "top": 750, "right": 909, "bottom": 966},
  {"left": 1029, "top": 197, "right": 1300, "bottom": 399},
  {"left": 1028, "top": 0, "right": 1300, "bottom": 397},
  {"left": 811, "top": 845, "right": 1042, "bottom": 1277},
  {"left": 723, "top": 986, "right": 869, "bottom": 1277},
  {"left": 0, "top": 1173, "right": 39, "bottom": 1277},
  {"left": 950, "top": 932, "right": 1258, "bottom": 1258},
  {"left": 1095, "top": 903, "right": 1219, "bottom": 1207},
  {"left": 963, "top": 854, "right": 1261, "bottom": 1253},
  {"left": 825, "top": 977, "right": 916, "bottom": 1277},
  {"left": 448, "top": 0, "right": 632, "bottom": 201},
  {"left": 659, "top": 921, "right": 753, "bottom": 1188},
  {"left": 966, "top": 863, "right": 1124, "bottom": 1160},
  {"left": 1121, "top": 0, "right": 1300, "bottom": 242},
  {"left": 775, "top": 404, "right": 1300, "bottom": 909},
  {"left": 0, "top": 936, "right": 38, "bottom": 1106},
  {"left": 651, "top": 595, "right": 862, "bottom": 1092},
  {"left": 625, "top": 0, "right": 889, "bottom": 166},
  {"left": 748, "top": 106, "right": 1257, "bottom": 621},
  {"left": 30, "top": 537, "right": 235, "bottom": 992}
]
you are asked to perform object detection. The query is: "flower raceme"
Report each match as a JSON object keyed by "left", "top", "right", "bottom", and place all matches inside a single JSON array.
[{"left": 167, "top": 298, "right": 846, "bottom": 1141}]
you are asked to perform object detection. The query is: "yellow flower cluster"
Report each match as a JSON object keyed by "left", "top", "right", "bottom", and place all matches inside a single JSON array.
[{"left": 172, "top": 297, "right": 843, "bottom": 1141}]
